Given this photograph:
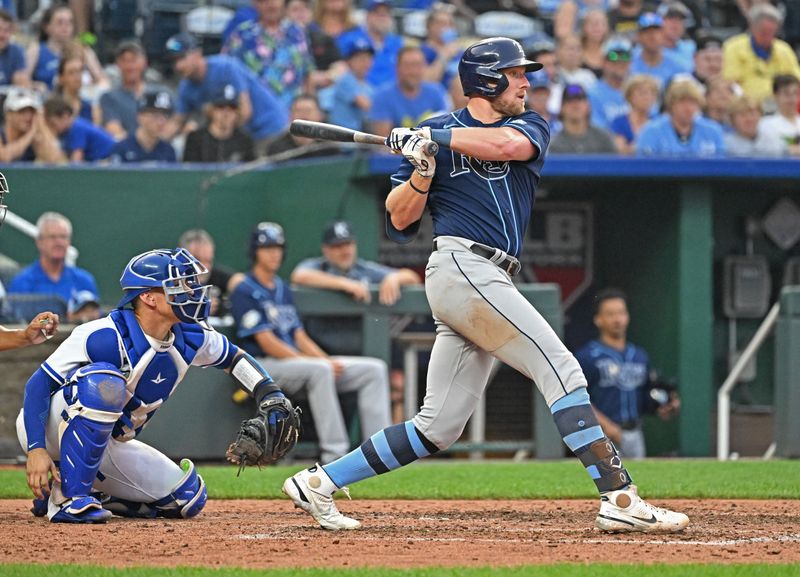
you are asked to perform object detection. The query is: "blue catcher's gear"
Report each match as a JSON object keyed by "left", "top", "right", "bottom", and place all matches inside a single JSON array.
[
  {"left": 0, "top": 172, "right": 8, "bottom": 228},
  {"left": 459, "top": 37, "right": 542, "bottom": 98},
  {"left": 249, "top": 221, "right": 286, "bottom": 261},
  {"left": 117, "top": 248, "right": 211, "bottom": 327},
  {"left": 53, "top": 362, "right": 127, "bottom": 523},
  {"left": 101, "top": 458, "right": 207, "bottom": 519}
]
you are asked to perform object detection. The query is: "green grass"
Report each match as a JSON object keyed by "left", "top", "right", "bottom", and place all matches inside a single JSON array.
[
  {"left": 1, "top": 565, "right": 799, "bottom": 577},
  {"left": 2, "top": 460, "right": 799, "bottom": 500}
]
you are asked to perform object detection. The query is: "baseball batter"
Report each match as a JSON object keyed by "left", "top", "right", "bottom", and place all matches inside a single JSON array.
[{"left": 283, "top": 37, "right": 689, "bottom": 533}]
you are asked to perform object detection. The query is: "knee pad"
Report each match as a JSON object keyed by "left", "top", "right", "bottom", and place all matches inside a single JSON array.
[
  {"left": 59, "top": 363, "right": 127, "bottom": 499},
  {"left": 150, "top": 459, "right": 208, "bottom": 519}
]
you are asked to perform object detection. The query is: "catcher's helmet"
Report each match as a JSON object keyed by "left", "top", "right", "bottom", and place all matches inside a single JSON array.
[
  {"left": 459, "top": 37, "right": 542, "bottom": 98},
  {"left": 249, "top": 222, "right": 286, "bottom": 261},
  {"left": 117, "top": 248, "right": 211, "bottom": 327}
]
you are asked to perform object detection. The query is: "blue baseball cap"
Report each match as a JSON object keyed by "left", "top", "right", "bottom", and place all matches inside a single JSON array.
[
  {"left": 210, "top": 83, "right": 239, "bottom": 106},
  {"left": 366, "top": 0, "right": 391, "bottom": 11},
  {"left": 343, "top": 37, "right": 375, "bottom": 59},
  {"left": 527, "top": 71, "right": 550, "bottom": 90},
  {"left": 138, "top": 90, "right": 174, "bottom": 113},
  {"left": 165, "top": 33, "right": 199, "bottom": 59},
  {"left": 638, "top": 12, "right": 664, "bottom": 29}
]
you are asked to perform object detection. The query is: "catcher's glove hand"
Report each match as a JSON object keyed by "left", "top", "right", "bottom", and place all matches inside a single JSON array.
[{"left": 226, "top": 393, "right": 301, "bottom": 474}]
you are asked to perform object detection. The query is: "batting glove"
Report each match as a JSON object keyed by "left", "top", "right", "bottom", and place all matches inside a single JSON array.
[
  {"left": 402, "top": 135, "right": 436, "bottom": 178},
  {"left": 386, "top": 126, "right": 431, "bottom": 152}
]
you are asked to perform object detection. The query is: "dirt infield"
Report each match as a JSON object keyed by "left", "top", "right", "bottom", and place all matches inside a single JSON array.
[{"left": 1, "top": 499, "right": 798, "bottom": 568}]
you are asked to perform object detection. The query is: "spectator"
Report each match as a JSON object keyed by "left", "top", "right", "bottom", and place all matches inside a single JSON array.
[
  {"left": 100, "top": 41, "right": 159, "bottom": 141},
  {"left": 557, "top": 33, "right": 598, "bottom": 89},
  {"left": 0, "top": 9, "right": 26, "bottom": 87},
  {"left": 527, "top": 71, "right": 562, "bottom": 133},
  {"left": 725, "top": 94, "right": 788, "bottom": 156},
  {"left": 447, "top": 73, "right": 469, "bottom": 110},
  {"left": 110, "top": 90, "right": 177, "bottom": 163},
  {"left": 43, "top": 95, "right": 115, "bottom": 162},
  {"left": 588, "top": 37, "right": 633, "bottom": 130},
  {"left": 610, "top": 74, "right": 659, "bottom": 154},
  {"left": 230, "top": 221, "right": 392, "bottom": 464},
  {"left": 574, "top": 288, "right": 680, "bottom": 459},
  {"left": 0, "top": 89, "right": 65, "bottom": 163},
  {"left": 657, "top": 1, "right": 695, "bottom": 70},
  {"left": 703, "top": 75, "right": 737, "bottom": 131},
  {"left": 550, "top": 83, "right": 617, "bottom": 153},
  {"left": 24, "top": 4, "right": 108, "bottom": 92},
  {"left": 580, "top": 8, "right": 612, "bottom": 77},
  {"left": 691, "top": 32, "right": 723, "bottom": 86},
  {"left": 722, "top": 4, "right": 800, "bottom": 105},
  {"left": 630, "top": 13, "right": 691, "bottom": 89},
  {"left": 337, "top": 0, "right": 404, "bottom": 89},
  {"left": 223, "top": 0, "right": 316, "bottom": 112},
  {"left": 420, "top": 2, "right": 462, "bottom": 88},
  {"left": 608, "top": 0, "right": 656, "bottom": 41},
  {"left": 314, "top": 0, "right": 358, "bottom": 40},
  {"left": 369, "top": 46, "right": 448, "bottom": 137},
  {"left": 286, "top": 0, "right": 345, "bottom": 94},
  {"left": 183, "top": 83, "right": 256, "bottom": 163},
  {"left": 266, "top": 93, "right": 341, "bottom": 157},
  {"left": 758, "top": 74, "right": 800, "bottom": 152},
  {"left": 636, "top": 78, "right": 725, "bottom": 156},
  {"left": 178, "top": 229, "right": 244, "bottom": 318},
  {"left": 527, "top": 40, "right": 560, "bottom": 115},
  {"left": 554, "top": 1, "right": 611, "bottom": 44},
  {"left": 9, "top": 212, "right": 100, "bottom": 323},
  {"left": 328, "top": 39, "right": 374, "bottom": 131},
  {"left": 166, "top": 33, "right": 288, "bottom": 157},
  {"left": 54, "top": 51, "right": 97, "bottom": 124}
]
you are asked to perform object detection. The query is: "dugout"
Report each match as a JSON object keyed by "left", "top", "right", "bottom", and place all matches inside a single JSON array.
[{"left": 0, "top": 155, "right": 797, "bottom": 459}]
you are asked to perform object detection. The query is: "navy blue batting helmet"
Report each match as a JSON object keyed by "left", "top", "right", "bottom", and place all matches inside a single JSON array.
[
  {"left": 459, "top": 37, "right": 542, "bottom": 98},
  {"left": 249, "top": 222, "right": 286, "bottom": 261}
]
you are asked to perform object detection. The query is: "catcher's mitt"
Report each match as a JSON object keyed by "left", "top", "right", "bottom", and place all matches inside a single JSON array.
[{"left": 226, "top": 394, "right": 301, "bottom": 474}]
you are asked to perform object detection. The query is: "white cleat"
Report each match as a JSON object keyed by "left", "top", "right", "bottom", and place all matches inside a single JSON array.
[
  {"left": 596, "top": 484, "right": 689, "bottom": 533},
  {"left": 282, "top": 465, "right": 362, "bottom": 531}
]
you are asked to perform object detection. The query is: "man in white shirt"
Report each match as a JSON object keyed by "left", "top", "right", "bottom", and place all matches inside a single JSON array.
[{"left": 758, "top": 74, "right": 800, "bottom": 156}]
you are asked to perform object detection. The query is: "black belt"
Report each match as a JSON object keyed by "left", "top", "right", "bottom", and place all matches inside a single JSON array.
[
  {"left": 433, "top": 239, "right": 521, "bottom": 277},
  {"left": 620, "top": 421, "right": 641, "bottom": 431}
]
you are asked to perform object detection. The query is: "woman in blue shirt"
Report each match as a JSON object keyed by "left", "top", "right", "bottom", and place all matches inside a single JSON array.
[{"left": 610, "top": 73, "right": 659, "bottom": 154}]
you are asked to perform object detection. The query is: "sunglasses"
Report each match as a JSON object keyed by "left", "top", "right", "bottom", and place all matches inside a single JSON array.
[{"left": 607, "top": 51, "right": 632, "bottom": 62}]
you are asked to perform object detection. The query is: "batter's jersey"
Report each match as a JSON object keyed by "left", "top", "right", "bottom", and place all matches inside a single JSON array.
[
  {"left": 39, "top": 309, "right": 238, "bottom": 441},
  {"left": 389, "top": 108, "right": 550, "bottom": 258},
  {"left": 574, "top": 339, "right": 650, "bottom": 426},
  {"left": 230, "top": 273, "right": 304, "bottom": 356}
]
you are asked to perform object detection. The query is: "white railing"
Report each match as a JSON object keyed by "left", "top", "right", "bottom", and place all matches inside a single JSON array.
[
  {"left": 3, "top": 210, "right": 79, "bottom": 266},
  {"left": 716, "top": 301, "right": 780, "bottom": 461}
]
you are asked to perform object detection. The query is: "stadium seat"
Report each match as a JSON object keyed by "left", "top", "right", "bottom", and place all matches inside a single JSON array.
[{"left": 4, "top": 294, "right": 68, "bottom": 323}]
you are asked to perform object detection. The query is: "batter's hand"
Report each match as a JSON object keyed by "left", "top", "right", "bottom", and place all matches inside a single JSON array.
[
  {"left": 379, "top": 273, "right": 402, "bottom": 306},
  {"left": 386, "top": 127, "right": 431, "bottom": 152},
  {"left": 26, "top": 447, "right": 60, "bottom": 500},
  {"left": 402, "top": 135, "right": 436, "bottom": 178}
]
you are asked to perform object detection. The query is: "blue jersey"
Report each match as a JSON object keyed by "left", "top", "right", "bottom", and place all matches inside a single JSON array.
[
  {"left": 230, "top": 273, "right": 304, "bottom": 356},
  {"left": 574, "top": 339, "right": 650, "bottom": 426},
  {"left": 110, "top": 134, "right": 177, "bottom": 163},
  {"left": 636, "top": 114, "right": 725, "bottom": 157},
  {"left": 29, "top": 309, "right": 239, "bottom": 444},
  {"left": 630, "top": 51, "right": 691, "bottom": 90},
  {"left": 336, "top": 27, "right": 404, "bottom": 89},
  {"left": 369, "top": 81, "right": 449, "bottom": 128},
  {"left": 9, "top": 260, "right": 99, "bottom": 306},
  {"left": 32, "top": 42, "right": 59, "bottom": 89},
  {"left": 329, "top": 71, "right": 373, "bottom": 131},
  {"left": 0, "top": 42, "right": 25, "bottom": 85},
  {"left": 177, "top": 55, "right": 288, "bottom": 140},
  {"left": 60, "top": 117, "right": 116, "bottom": 161},
  {"left": 389, "top": 108, "right": 550, "bottom": 258},
  {"left": 588, "top": 79, "right": 629, "bottom": 130}
]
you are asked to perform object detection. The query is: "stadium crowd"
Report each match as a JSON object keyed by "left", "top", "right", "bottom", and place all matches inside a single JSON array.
[{"left": 0, "top": 0, "right": 798, "bottom": 162}]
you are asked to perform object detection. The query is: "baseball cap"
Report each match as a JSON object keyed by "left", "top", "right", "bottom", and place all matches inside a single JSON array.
[
  {"left": 527, "top": 71, "right": 550, "bottom": 90},
  {"left": 115, "top": 39, "right": 144, "bottom": 59},
  {"left": 638, "top": 12, "right": 664, "bottom": 30},
  {"left": 165, "top": 33, "right": 199, "bottom": 59},
  {"left": 526, "top": 39, "right": 556, "bottom": 61},
  {"left": 4, "top": 89, "right": 41, "bottom": 113},
  {"left": 322, "top": 220, "right": 356, "bottom": 245},
  {"left": 561, "top": 83, "right": 588, "bottom": 102},
  {"left": 68, "top": 290, "right": 100, "bottom": 316},
  {"left": 694, "top": 32, "right": 723, "bottom": 52},
  {"left": 603, "top": 37, "right": 632, "bottom": 62},
  {"left": 138, "top": 90, "right": 174, "bottom": 114},
  {"left": 210, "top": 83, "right": 239, "bottom": 107},
  {"left": 658, "top": 1, "right": 691, "bottom": 20},
  {"left": 366, "top": 0, "right": 391, "bottom": 11},
  {"left": 343, "top": 37, "right": 375, "bottom": 59}
]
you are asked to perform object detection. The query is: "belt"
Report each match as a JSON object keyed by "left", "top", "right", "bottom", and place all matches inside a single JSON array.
[
  {"left": 433, "top": 239, "right": 521, "bottom": 277},
  {"left": 620, "top": 421, "right": 641, "bottom": 431}
]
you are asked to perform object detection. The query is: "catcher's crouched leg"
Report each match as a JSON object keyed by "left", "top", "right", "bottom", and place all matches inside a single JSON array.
[{"left": 102, "top": 459, "right": 207, "bottom": 519}]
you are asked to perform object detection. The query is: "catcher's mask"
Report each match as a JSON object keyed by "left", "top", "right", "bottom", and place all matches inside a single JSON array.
[
  {"left": 117, "top": 248, "right": 212, "bottom": 328},
  {"left": 0, "top": 172, "right": 8, "bottom": 228}
]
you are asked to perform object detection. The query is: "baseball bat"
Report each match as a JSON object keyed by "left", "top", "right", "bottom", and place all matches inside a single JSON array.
[{"left": 290, "top": 120, "right": 439, "bottom": 156}]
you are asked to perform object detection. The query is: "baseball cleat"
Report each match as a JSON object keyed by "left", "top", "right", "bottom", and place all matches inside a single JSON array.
[
  {"left": 595, "top": 484, "right": 689, "bottom": 533},
  {"left": 50, "top": 496, "right": 112, "bottom": 524},
  {"left": 282, "top": 465, "right": 362, "bottom": 531}
]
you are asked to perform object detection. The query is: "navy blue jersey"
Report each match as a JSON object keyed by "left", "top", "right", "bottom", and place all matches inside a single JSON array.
[
  {"left": 574, "top": 339, "right": 650, "bottom": 426},
  {"left": 389, "top": 108, "right": 550, "bottom": 258},
  {"left": 110, "top": 135, "right": 177, "bottom": 163}
]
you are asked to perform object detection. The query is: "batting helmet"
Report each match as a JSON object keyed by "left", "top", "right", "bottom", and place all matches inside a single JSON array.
[
  {"left": 459, "top": 37, "right": 542, "bottom": 98},
  {"left": 249, "top": 222, "right": 286, "bottom": 261},
  {"left": 117, "top": 248, "right": 211, "bottom": 326}
]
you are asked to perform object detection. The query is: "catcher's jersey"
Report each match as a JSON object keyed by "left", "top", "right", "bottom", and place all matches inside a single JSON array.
[
  {"left": 390, "top": 107, "right": 550, "bottom": 258},
  {"left": 41, "top": 309, "right": 238, "bottom": 440}
]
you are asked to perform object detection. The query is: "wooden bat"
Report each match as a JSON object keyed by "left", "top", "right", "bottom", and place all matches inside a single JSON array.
[{"left": 290, "top": 120, "right": 439, "bottom": 156}]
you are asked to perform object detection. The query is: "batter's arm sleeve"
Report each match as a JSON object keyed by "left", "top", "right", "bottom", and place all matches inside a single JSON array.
[{"left": 22, "top": 368, "right": 62, "bottom": 451}]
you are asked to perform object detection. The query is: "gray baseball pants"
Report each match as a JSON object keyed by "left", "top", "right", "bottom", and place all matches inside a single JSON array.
[
  {"left": 412, "top": 236, "right": 587, "bottom": 450},
  {"left": 259, "top": 356, "right": 391, "bottom": 463}
]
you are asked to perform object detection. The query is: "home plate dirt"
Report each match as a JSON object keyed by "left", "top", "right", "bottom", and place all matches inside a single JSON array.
[{"left": 1, "top": 499, "right": 798, "bottom": 568}]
